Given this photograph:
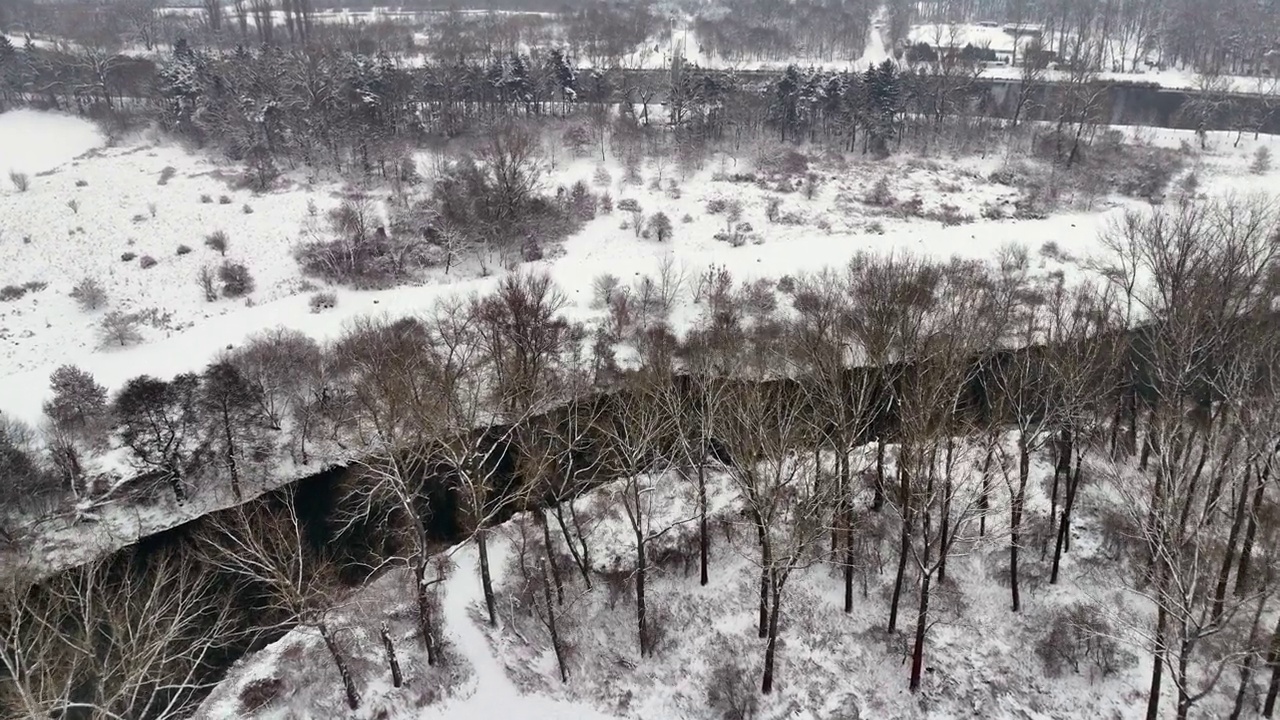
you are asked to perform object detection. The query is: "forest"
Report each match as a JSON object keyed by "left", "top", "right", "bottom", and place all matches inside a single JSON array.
[{"left": 1, "top": 0, "right": 1280, "bottom": 718}]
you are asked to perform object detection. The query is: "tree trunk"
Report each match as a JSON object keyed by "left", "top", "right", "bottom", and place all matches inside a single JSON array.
[
  {"left": 1236, "top": 459, "right": 1271, "bottom": 598},
  {"left": 761, "top": 571, "right": 783, "bottom": 694},
  {"left": 1011, "top": 435, "right": 1030, "bottom": 612},
  {"left": 1213, "top": 463, "right": 1251, "bottom": 620},
  {"left": 1230, "top": 651, "right": 1256, "bottom": 720},
  {"left": 909, "top": 571, "right": 931, "bottom": 692},
  {"left": 554, "top": 503, "right": 591, "bottom": 587},
  {"left": 539, "top": 509, "right": 564, "bottom": 605},
  {"left": 222, "top": 410, "right": 241, "bottom": 502},
  {"left": 636, "top": 533, "right": 649, "bottom": 656},
  {"left": 888, "top": 449, "right": 911, "bottom": 633},
  {"left": 414, "top": 558, "right": 439, "bottom": 666},
  {"left": 1044, "top": 429, "right": 1070, "bottom": 560},
  {"left": 1146, "top": 590, "right": 1168, "bottom": 720},
  {"left": 755, "top": 518, "right": 771, "bottom": 638},
  {"left": 1265, "top": 612, "right": 1280, "bottom": 717},
  {"left": 842, "top": 448, "right": 855, "bottom": 613},
  {"left": 873, "top": 439, "right": 885, "bottom": 512},
  {"left": 541, "top": 560, "right": 569, "bottom": 682},
  {"left": 979, "top": 443, "right": 993, "bottom": 537},
  {"left": 1050, "top": 452, "right": 1083, "bottom": 584},
  {"left": 319, "top": 622, "right": 361, "bottom": 710},
  {"left": 699, "top": 458, "right": 709, "bottom": 586},
  {"left": 380, "top": 622, "right": 402, "bottom": 688},
  {"left": 938, "top": 439, "right": 953, "bottom": 584},
  {"left": 477, "top": 530, "right": 497, "bottom": 626}
]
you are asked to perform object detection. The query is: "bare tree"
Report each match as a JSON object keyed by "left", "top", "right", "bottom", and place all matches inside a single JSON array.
[
  {"left": 0, "top": 549, "right": 238, "bottom": 720},
  {"left": 199, "top": 494, "right": 362, "bottom": 710}
]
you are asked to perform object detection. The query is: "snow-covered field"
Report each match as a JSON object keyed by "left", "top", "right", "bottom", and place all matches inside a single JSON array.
[{"left": 6, "top": 109, "right": 1277, "bottom": 431}]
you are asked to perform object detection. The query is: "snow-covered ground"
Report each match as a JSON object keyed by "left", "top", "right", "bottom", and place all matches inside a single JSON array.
[{"left": 3, "top": 108, "right": 1279, "bottom": 431}]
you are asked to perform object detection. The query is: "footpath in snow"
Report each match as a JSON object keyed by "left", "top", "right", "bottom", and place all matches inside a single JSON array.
[{"left": 424, "top": 543, "right": 622, "bottom": 720}]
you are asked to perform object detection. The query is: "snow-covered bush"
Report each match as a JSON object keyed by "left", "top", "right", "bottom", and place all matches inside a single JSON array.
[
  {"left": 8, "top": 171, "right": 29, "bottom": 192},
  {"left": 218, "top": 194, "right": 232, "bottom": 205},
  {"left": 864, "top": 175, "right": 894, "bottom": 206},
  {"left": 158, "top": 166, "right": 176, "bottom": 185},
  {"left": 1251, "top": 146, "right": 1272, "bottom": 174},
  {"left": 71, "top": 277, "right": 107, "bottom": 311},
  {"left": 176, "top": 244, "right": 192, "bottom": 256},
  {"left": 599, "top": 192, "right": 613, "bottom": 214},
  {"left": 593, "top": 165, "right": 612, "bottom": 187},
  {"left": 647, "top": 212, "right": 673, "bottom": 242},
  {"left": 200, "top": 194, "right": 213, "bottom": 204},
  {"left": 99, "top": 311, "right": 143, "bottom": 348},
  {"left": 1035, "top": 602, "right": 1134, "bottom": 679},
  {"left": 205, "top": 230, "right": 228, "bottom": 256},
  {"left": 616, "top": 198, "right": 641, "bottom": 213},
  {"left": 139, "top": 255, "right": 158, "bottom": 269},
  {"left": 309, "top": 291, "right": 337, "bottom": 313},
  {"left": 66, "top": 199, "right": 79, "bottom": 214},
  {"left": 219, "top": 262, "right": 255, "bottom": 298},
  {"left": 706, "top": 656, "right": 759, "bottom": 720},
  {"left": 592, "top": 273, "right": 620, "bottom": 309},
  {"left": 121, "top": 252, "right": 137, "bottom": 262}
]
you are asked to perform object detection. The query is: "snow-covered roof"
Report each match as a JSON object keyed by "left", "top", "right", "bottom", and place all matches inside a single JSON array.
[{"left": 907, "top": 23, "right": 1034, "bottom": 55}]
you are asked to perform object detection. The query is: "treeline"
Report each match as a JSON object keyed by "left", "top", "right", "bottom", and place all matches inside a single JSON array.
[{"left": 3, "top": 193, "right": 1280, "bottom": 717}]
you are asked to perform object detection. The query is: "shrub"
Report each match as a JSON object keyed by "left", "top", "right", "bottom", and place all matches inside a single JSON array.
[
  {"left": 0, "top": 285, "right": 25, "bottom": 301},
  {"left": 599, "top": 192, "right": 613, "bottom": 214},
  {"left": 9, "top": 171, "right": 29, "bottom": 192},
  {"left": 75, "top": 179, "right": 88, "bottom": 187},
  {"left": 1251, "top": 146, "right": 1272, "bottom": 174},
  {"left": 776, "top": 275, "right": 796, "bottom": 294},
  {"left": 131, "top": 213, "right": 147, "bottom": 223},
  {"left": 148, "top": 202, "right": 157, "bottom": 218},
  {"left": 647, "top": 212, "right": 673, "bottom": 242},
  {"left": 1035, "top": 602, "right": 1134, "bottom": 679},
  {"left": 865, "top": 175, "right": 894, "bottom": 206},
  {"left": 204, "top": 230, "right": 228, "bottom": 255},
  {"left": 98, "top": 311, "right": 143, "bottom": 348},
  {"left": 706, "top": 659, "right": 758, "bottom": 720},
  {"left": 981, "top": 203, "right": 1005, "bottom": 220},
  {"left": 158, "top": 166, "right": 176, "bottom": 185},
  {"left": 309, "top": 291, "right": 337, "bottom": 313},
  {"left": 242, "top": 203, "right": 254, "bottom": 214},
  {"left": 176, "top": 244, "right": 192, "bottom": 256},
  {"left": 866, "top": 220, "right": 886, "bottom": 235},
  {"left": 570, "top": 180, "right": 597, "bottom": 221},
  {"left": 238, "top": 677, "right": 283, "bottom": 713},
  {"left": 592, "top": 273, "right": 620, "bottom": 309},
  {"left": 200, "top": 194, "right": 212, "bottom": 203},
  {"left": 139, "top": 255, "right": 157, "bottom": 269},
  {"left": 218, "top": 194, "right": 232, "bottom": 205},
  {"left": 592, "top": 165, "right": 612, "bottom": 187},
  {"left": 898, "top": 195, "right": 924, "bottom": 218},
  {"left": 218, "top": 262, "right": 255, "bottom": 298},
  {"left": 616, "top": 198, "right": 641, "bottom": 213},
  {"left": 682, "top": 213, "right": 693, "bottom": 224},
  {"left": 706, "top": 198, "right": 727, "bottom": 214},
  {"left": 66, "top": 199, "right": 79, "bottom": 214},
  {"left": 197, "top": 265, "right": 218, "bottom": 302},
  {"left": 71, "top": 277, "right": 107, "bottom": 311},
  {"left": 121, "top": 252, "right": 137, "bottom": 262},
  {"left": 765, "top": 196, "right": 782, "bottom": 223}
]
